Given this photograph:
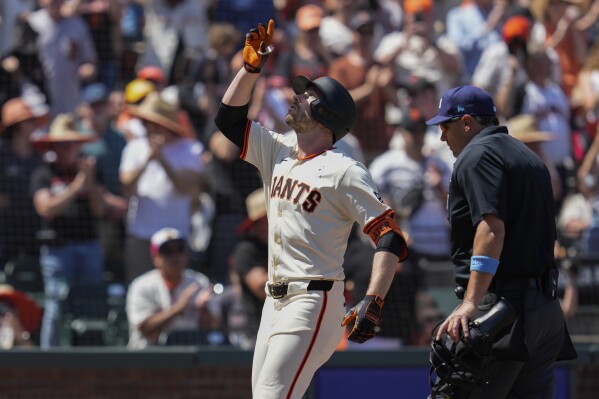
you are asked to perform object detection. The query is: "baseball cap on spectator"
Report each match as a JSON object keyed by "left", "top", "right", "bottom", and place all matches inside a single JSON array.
[
  {"left": 425, "top": 85, "right": 496, "bottom": 126},
  {"left": 349, "top": 10, "right": 375, "bottom": 33},
  {"left": 398, "top": 108, "right": 427, "bottom": 134},
  {"left": 150, "top": 227, "right": 187, "bottom": 257},
  {"left": 0, "top": 96, "right": 49, "bottom": 134},
  {"left": 295, "top": 4, "right": 323, "bottom": 31},
  {"left": 502, "top": 15, "right": 531, "bottom": 43},
  {"left": 238, "top": 188, "right": 267, "bottom": 234},
  {"left": 0, "top": 284, "right": 43, "bottom": 333},
  {"left": 124, "top": 79, "right": 156, "bottom": 104},
  {"left": 137, "top": 65, "right": 166, "bottom": 87},
  {"left": 404, "top": 0, "right": 433, "bottom": 14},
  {"left": 507, "top": 114, "right": 555, "bottom": 143},
  {"left": 82, "top": 83, "right": 109, "bottom": 105}
]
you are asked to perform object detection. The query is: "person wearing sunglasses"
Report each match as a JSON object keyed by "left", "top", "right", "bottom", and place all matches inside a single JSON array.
[
  {"left": 125, "top": 227, "right": 217, "bottom": 349},
  {"left": 426, "top": 85, "right": 576, "bottom": 398}
]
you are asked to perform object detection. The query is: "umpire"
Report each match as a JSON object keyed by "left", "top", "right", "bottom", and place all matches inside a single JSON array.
[{"left": 427, "top": 85, "right": 576, "bottom": 398}]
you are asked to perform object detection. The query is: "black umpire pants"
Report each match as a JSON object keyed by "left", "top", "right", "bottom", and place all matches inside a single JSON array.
[{"left": 470, "top": 284, "right": 566, "bottom": 399}]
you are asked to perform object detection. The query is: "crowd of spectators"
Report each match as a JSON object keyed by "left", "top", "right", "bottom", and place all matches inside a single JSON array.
[{"left": 1, "top": 0, "right": 599, "bottom": 349}]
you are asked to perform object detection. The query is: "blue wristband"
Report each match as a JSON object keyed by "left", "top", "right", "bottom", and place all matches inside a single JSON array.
[{"left": 470, "top": 255, "right": 499, "bottom": 275}]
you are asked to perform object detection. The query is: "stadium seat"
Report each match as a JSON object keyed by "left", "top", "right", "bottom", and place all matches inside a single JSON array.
[
  {"left": 162, "top": 330, "right": 208, "bottom": 346},
  {"left": 62, "top": 283, "right": 111, "bottom": 346}
]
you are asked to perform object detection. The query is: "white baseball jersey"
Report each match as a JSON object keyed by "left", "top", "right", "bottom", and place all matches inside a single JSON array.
[
  {"left": 126, "top": 268, "right": 211, "bottom": 349},
  {"left": 242, "top": 121, "right": 394, "bottom": 284},
  {"left": 243, "top": 120, "right": 401, "bottom": 399}
]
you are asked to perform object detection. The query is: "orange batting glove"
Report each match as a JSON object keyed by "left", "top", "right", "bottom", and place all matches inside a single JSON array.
[{"left": 243, "top": 19, "right": 275, "bottom": 73}]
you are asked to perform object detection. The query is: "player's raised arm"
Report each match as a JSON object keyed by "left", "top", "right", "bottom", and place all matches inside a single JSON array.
[
  {"left": 215, "top": 19, "right": 275, "bottom": 147},
  {"left": 222, "top": 19, "right": 275, "bottom": 106}
]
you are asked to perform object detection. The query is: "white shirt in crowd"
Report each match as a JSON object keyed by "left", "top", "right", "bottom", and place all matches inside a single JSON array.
[
  {"left": 126, "top": 268, "right": 211, "bottom": 349},
  {"left": 119, "top": 137, "right": 204, "bottom": 239}
]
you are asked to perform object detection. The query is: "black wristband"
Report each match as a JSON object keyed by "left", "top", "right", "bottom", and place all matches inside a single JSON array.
[
  {"left": 375, "top": 231, "right": 406, "bottom": 258},
  {"left": 243, "top": 63, "right": 261, "bottom": 73},
  {"left": 244, "top": 47, "right": 269, "bottom": 74}
]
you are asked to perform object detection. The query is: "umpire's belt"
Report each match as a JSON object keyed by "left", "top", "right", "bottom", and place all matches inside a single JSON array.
[
  {"left": 492, "top": 277, "right": 541, "bottom": 293},
  {"left": 455, "top": 277, "right": 541, "bottom": 299},
  {"left": 267, "top": 280, "right": 334, "bottom": 299}
]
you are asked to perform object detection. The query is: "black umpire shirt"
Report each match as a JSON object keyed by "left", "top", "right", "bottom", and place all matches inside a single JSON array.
[{"left": 447, "top": 125, "right": 557, "bottom": 288}]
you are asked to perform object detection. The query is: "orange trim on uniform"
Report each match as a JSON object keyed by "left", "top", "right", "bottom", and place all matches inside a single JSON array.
[
  {"left": 363, "top": 209, "right": 408, "bottom": 260},
  {"left": 239, "top": 119, "right": 252, "bottom": 160},
  {"left": 363, "top": 209, "right": 394, "bottom": 240},
  {"left": 286, "top": 291, "right": 329, "bottom": 399},
  {"left": 297, "top": 147, "right": 333, "bottom": 161}
]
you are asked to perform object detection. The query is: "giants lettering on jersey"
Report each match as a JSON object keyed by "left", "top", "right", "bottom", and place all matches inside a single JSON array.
[{"left": 271, "top": 176, "right": 322, "bottom": 213}]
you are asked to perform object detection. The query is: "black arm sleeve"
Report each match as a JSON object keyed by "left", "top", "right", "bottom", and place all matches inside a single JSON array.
[
  {"left": 214, "top": 102, "right": 250, "bottom": 149},
  {"left": 375, "top": 230, "right": 408, "bottom": 260}
]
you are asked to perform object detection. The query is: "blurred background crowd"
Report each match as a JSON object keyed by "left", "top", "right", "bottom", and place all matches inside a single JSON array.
[{"left": 0, "top": 0, "right": 598, "bottom": 351}]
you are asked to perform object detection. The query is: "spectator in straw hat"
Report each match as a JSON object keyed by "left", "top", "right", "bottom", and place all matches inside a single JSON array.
[
  {"left": 30, "top": 113, "right": 110, "bottom": 348},
  {"left": 0, "top": 96, "right": 49, "bottom": 268},
  {"left": 508, "top": 113, "right": 556, "bottom": 143},
  {"left": 0, "top": 284, "right": 43, "bottom": 348},
  {"left": 509, "top": 115, "right": 574, "bottom": 313},
  {"left": 119, "top": 91, "right": 204, "bottom": 284},
  {"left": 136, "top": 66, "right": 197, "bottom": 139},
  {"left": 508, "top": 113, "right": 562, "bottom": 202}
]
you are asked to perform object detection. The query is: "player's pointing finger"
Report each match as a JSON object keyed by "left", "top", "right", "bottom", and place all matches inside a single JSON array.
[{"left": 267, "top": 19, "right": 275, "bottom": 39}]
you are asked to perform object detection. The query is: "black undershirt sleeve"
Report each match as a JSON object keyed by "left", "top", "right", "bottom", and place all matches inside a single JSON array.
[{"left": 214, "top": 102, "right": 250, "bottom": 149}]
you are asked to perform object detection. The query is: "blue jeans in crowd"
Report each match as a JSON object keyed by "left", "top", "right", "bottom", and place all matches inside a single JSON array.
[{"left": 39, "top": 241, "right": 103, "bottom": 348}]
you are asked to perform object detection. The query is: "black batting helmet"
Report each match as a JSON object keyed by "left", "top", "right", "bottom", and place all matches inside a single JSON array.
[{"left": 292, "top": 75, "right": 356, "bottom": 143}]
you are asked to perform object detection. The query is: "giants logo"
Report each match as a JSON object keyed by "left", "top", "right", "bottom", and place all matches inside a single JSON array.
[{"left": 271, "top": 176, "right": 322, "bottom": 213}]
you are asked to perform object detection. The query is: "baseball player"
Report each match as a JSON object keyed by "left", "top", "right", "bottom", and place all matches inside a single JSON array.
[{"left": 214, "top": 20, "right": 409, "bottom": 399}]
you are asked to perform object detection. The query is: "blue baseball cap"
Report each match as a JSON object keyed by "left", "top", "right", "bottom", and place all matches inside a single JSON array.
[
  {"left": 81, "top": 83, "right": 109, "bottom": 105},
  {"left": 426, "top": 85, "right": 496, "bottom": 125}
]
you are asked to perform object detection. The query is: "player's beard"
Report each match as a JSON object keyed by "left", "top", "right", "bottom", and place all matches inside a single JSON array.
[{"left": 285, "top": 109, "right": 319, "bottom": 133}]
